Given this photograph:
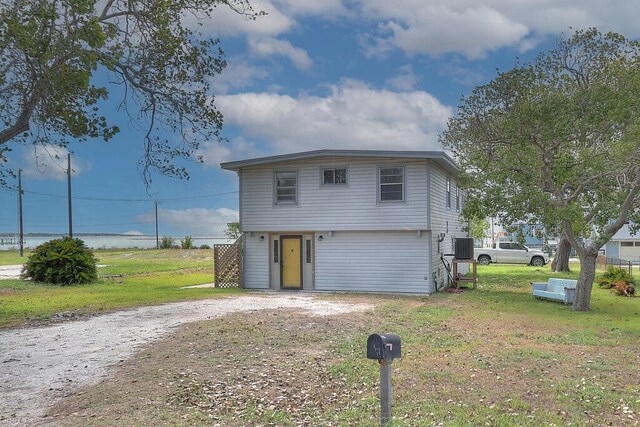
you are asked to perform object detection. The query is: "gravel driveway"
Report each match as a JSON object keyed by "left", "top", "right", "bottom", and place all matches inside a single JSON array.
[
  {"left": 0, "top": 294, "right": 371, "bottom": 427},
  {"left": 0, "top": 265, "right": 22, "bottom": 280}
]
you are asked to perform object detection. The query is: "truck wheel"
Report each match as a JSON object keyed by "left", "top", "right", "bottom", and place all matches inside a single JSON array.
[
  {"left": 530, "top": 256, "right": 545, "bottom": 267},
  {"left": 477, "top": 255, "right": 491, "bottom": 265}
]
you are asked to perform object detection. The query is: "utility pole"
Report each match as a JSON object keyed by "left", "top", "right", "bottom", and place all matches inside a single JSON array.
[
  {"left": 18, "top": 169, "right": 24, "bottom": 257},
  {"left": 155, "top": 201, "right": 159, "bottom": 249},
  {"left": 67, "top": 153, "right": 73, "bottom": 238}
]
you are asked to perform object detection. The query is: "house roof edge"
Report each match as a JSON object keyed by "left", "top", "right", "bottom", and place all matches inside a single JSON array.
[{"left": 220, "top": 149, "right": 458, "bottom": 174}]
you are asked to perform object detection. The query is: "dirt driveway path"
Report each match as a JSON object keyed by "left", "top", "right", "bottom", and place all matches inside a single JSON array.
[
  {"left": 0, "top": 294, "right": 371, "bottom": 427},
  {"left": 0, "top": 265, "right": 22, "bottom": 280}
]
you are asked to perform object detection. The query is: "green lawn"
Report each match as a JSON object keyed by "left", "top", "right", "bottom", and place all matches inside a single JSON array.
[
  {"left": 0, "top": 249, "right": 243, "bottom": 328},
  {"left": 0, "top": 250, "right": 30, "bottom": 265},
  {"left": 4, "top": 253, "right": 638, "bottom": 426},
  {"left": 51, "top": 262, "right": 640, "bottom": 426},
  {"left": 321, "top": 264, "right": 640, "bottom": 426}
]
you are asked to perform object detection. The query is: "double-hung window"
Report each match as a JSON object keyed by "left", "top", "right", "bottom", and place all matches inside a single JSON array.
[
  {"left": 455, "top": 185, "right": 460, "bottom": 211},
  {"left": 275, "top": 171, "right": 297, "bottom": 205},
  {"left": 322, "top": 168, "right": 347, "bottom": 185},
  {"left": 378, "top": 166, "right": 404, "bottom": 202}
]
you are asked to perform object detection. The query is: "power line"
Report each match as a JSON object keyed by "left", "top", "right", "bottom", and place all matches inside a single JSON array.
[{"left": 20, "top": 190, "right": 238, "bottom": 202}]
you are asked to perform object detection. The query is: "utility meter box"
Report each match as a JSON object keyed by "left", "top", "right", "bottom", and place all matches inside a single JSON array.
[{"left": 367, "top": 333, "right": 401, "bottom": 360}]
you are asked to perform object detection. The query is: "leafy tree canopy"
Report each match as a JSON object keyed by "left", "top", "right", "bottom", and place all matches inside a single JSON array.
[
  {"left": 0, "top": 0, "right": 261, "bottom": 186},
  {"left": 224, "top": 221, "right": 240, "bottom": 239},
  {"left": 441, "top": 28, "right": 640, "bottom": 311}
]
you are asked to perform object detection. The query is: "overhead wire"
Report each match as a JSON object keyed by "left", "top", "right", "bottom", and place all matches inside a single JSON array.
[{"left": 20, "top": 189, "right": 238, "bottom": 202}]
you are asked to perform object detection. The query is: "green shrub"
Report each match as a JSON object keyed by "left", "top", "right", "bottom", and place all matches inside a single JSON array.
[
  {"left": 597, "top": 267, "right": 635, "bottom": 289},
  {"left": 181, "top": 235, "right": 194, "bottom": 249},
  {"left": 22, "top": 237, "right": 98, "bottom": 285},
  {"left": 159, "top": 236, "right": 175, "bottom": 249},
  {"left": 199, "top": 244, "right": 211, "bottom": 249}
]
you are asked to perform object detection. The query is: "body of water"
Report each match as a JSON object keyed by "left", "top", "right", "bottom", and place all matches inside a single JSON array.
[{"left": 0, "top": 235, "right": 235, "bottom": 250}]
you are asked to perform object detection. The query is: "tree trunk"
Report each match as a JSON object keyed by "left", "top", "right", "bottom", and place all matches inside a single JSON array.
[
  {"left": 572, "top": 251, "right": 598, "bottom": 311},
  {"left": 551, "top": 234, "right": 571, "bottom": 272}
]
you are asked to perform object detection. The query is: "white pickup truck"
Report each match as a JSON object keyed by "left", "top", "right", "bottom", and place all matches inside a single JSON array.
[{"left": 475, "top": 242, "right": 549, "bottom": 267}]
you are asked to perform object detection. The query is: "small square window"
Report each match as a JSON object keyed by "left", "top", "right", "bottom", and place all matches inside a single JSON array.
[{"left": 322, "top": 168, "right": 347, "bottom": 185}]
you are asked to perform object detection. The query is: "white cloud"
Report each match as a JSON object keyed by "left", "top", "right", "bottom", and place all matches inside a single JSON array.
[
  {"left": 212, "top": 57, "right": 269, "bottom": 94},
  {"left": 217, "top": 79, "right": 452, "bottom": 154},
  {"left": 198, "top": 136, "right": 262, "bottom": 167},
  {"left": 191, "top": 0, "right": 640, "bottom": 61},
  {"left": 248, "top": 37, "right": 313, "bottom": 70},
  {"left": 363, "top": 3, "right": 528, "bottom": 59},
  {"left": 273, "top": 0, "right": 348, "bottom": 17},
  {"left": 386, "top": 65, "right": 418, "bottom": 91},
  {"left": 21, "top": 145, "right": 92, "bottom": 180},
  {"left": 357, "top": 0, "right": 640, "bottom": 58},
  {"left": 137, "top": 207, "right": 239, "bottom": 236},
  {"left": 198, "top": 0, "right": 293, "bottom": 37}
]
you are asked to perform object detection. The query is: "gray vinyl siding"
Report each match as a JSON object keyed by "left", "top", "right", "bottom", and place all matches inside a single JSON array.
[
  {"left": 604, "top": 242, "right": 619, "bottom": 258},
  {"left": 428, "top": 161, "right": 468, "bottom": 290},
  {"left": 243, "top": 233, "right": 269, "bottom": 289},
  {"left": 239, "top": 158, "right": 429, "bottom": 232},
  {"left": 314, "top": 231, "right": 430, "bottom": 293}
]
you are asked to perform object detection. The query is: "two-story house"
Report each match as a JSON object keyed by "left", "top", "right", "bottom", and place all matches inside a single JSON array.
[{"left": 220, "top": 149, "right": 467, "bottom": 294}]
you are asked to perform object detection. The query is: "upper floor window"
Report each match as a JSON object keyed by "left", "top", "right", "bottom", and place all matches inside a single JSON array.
[
  {"left": 378, "top": 166, "right": 404, "bottom": 202},
  {"left": 455, "top": 185, "right": 460, "bottom": 211},
  {"left": 322, "top": 168, "right": 347, "bottom": 185},
  {"left": 275, "top": 171, "right": 297, "bottom": 205},
  {"left": 446, "top": 175, "right": 451, "bottom": 209}
]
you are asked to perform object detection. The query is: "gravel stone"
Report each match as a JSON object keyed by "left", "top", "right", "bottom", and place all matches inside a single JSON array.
[{"left": 0, "top": 294, "right": 371, "bottom": 426}]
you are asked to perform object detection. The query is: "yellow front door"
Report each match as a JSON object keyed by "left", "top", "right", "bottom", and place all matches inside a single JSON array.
[{"left": 281, "top": 236, "right": 302, "bottom": 288}]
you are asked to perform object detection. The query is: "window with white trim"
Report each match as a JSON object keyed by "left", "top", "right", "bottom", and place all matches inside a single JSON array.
[
  {"left": 275, "top": 171, "right": 297, "bottom": 204},
  {"left": 322, "top": 168, "right": 347, "bottom": 185},
  {"left": 378, "top": 166, "right": 404, "bottom": 202},
  {"left": 446, "top": 175, "right": 451, "bottom": 209},
  {"left": 455, "top": 185, "right": 460, "bottom": 211}
]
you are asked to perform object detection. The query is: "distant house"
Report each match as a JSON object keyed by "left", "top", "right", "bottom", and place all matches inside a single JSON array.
[
  {"left": 220, "top": 150, "right": 468, "bottom": 294},
  {"left": 603, "top": 224, "right": 640, "bottom": 262}
]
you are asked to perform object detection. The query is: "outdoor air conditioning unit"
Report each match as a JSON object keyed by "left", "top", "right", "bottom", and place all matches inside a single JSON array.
[{"left": 454, "top": 238, "right": 474, "bottom": 260}]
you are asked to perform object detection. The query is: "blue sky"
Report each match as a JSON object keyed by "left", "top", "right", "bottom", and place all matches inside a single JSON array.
[{"left": 1, "top": 1, "right": 638, "bottom": 237}]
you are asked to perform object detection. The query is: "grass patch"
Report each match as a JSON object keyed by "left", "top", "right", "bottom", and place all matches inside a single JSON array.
[
  {"left": 0, "top": 249, "right": 240, "bottom": 328},
  {"left": 9, "top": 261, "right": 640, "bottom": 426},
  {"left": 0, "top": 250, "right": 30, "bottom": 265}
]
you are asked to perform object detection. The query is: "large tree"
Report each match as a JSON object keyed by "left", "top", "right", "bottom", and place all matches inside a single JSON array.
[
  {"left": 442, "top": 28, "right": 640, "bottom": 311},
  {"left": 0, "top": 0, "right": 260, "bottom": 186}
]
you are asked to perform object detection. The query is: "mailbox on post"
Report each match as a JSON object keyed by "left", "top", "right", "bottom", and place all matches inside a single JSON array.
[
  {"left": 367, "top": 333, "right": 401, "bottom": 426},
  {"left": 367, "top": 333, "right": 401, "bottom": 360}
]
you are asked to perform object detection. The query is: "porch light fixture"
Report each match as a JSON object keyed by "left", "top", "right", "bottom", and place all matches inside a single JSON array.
[
  {"left": 259, "top": 235, "right": 265, "bottom": 242},
  {"left": 318, "top": 235, "right": 323, "bottom": 241}
]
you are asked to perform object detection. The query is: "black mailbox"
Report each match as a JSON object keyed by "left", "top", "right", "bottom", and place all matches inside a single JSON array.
[{"left": 367, "top": 333, "right": 401, "bottom": 360}]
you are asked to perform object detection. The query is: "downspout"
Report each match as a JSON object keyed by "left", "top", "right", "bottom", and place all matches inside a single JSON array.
[
  {"left": 238, "top": 169, "right": 245, "bottom": 288},
  {"left": 426, "top": 160, "right": 434, "bottom": 293}
]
